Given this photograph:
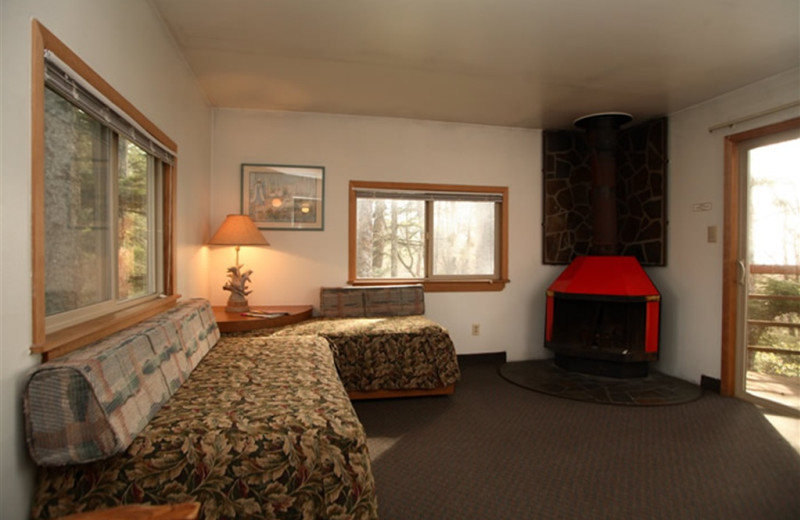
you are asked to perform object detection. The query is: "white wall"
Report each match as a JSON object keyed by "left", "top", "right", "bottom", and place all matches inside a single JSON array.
[
  {"left": 2, "top": 2, "right": 797, "bottom": 515},
  {"left": 211, "top": 109, "right": 561, "bottom": 360},
  {"left": 0, "top": 1, "right": 212, "bottom": 517},
  {"left": 212, "top": 68, "right": 800, "bottom": 385},
  {"left": 652, "top": 68, "right": 800, "bottom": 383}
]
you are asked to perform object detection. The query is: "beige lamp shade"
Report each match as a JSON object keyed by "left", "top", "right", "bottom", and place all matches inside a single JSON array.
[{"left": 209, "top": 214, "right": 269, "bottom": 246}]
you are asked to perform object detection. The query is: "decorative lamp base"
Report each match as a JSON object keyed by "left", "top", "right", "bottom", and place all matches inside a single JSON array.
[{"left": 225, "top": 294, "right": 250, "bottom": 314}]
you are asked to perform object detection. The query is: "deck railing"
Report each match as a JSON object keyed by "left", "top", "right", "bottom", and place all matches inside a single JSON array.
[{"left": 747, "top": 264, "right": 799, "bottom": 357}]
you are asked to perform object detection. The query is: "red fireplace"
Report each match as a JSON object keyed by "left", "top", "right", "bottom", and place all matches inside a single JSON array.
[
  {"left": 543, "top": 112, "right": 661, "bottom": 377},
  {"left": 545, "top": 255, "right": 661, "bottom": 377}
]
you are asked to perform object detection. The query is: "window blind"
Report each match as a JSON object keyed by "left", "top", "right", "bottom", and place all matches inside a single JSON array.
[
  {"left": 354, "top": 187, "right": 503, "bottom": 203},
  {"left": 44, "top": 55, "right": 175, "bottom": 165}
]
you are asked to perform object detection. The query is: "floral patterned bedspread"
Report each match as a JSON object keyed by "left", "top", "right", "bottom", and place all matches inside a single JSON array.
[
  {"left": 31, "top": 335, "right": 378, "bottom": 520},
  {"left": 271, "top": 316, "right": 461, "bottom": 393}
]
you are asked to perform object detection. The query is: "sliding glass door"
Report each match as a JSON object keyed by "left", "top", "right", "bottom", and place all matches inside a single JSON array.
[{"left": 735, "top": 126, "right": 800, "bottom": 415}]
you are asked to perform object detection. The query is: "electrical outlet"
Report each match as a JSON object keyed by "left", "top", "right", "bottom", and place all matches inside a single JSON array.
[{"left": 471, "top": 323, "right": 480, "bottom": 336}]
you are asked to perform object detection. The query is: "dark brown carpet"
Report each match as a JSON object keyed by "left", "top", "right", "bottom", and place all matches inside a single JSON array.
[
  {"left": 499, "top": 359, "right": 703, "bottom": 406},
  {"left": 352, "top": 356, "right": 800, "bottom": 520}
]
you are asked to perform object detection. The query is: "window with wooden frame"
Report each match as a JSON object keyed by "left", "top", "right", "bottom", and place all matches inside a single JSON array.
[
  {"left": 349, "top": 181, "right": 509, "bottom": 292},
  {"left": 30, "top": 21, "right": 178, "bottom": 361}
]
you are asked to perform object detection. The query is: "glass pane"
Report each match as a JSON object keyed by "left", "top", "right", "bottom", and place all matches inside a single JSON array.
[
  {"left": 745, "top": 137, "right": 800, "bottom": 392},
  {"left": 748, "top": 138, "right": 800, "bottom": 267},
  {"left": 118, "top": 138, "right": 151, "bottom": 300},
  {"left": 433, "top": 201, "right": 496, "bottom": 276},
  {"left": 356, "top": 198, "right": 424, "bottom": 278},
  {"left": 44, "top": 88, "right": 111, "bottom": 315}
]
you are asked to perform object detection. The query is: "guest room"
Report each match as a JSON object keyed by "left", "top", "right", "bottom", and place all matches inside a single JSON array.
[{"left": 2, "top": 1, "right": 799, "bottom": 518}]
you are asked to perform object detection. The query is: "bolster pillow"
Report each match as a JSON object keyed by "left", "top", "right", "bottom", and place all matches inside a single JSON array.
[
  {"left": 23, "top": 298, "right": 219, "bottom": 466},
  {"left": 320, "top": 285, "right": 425, "bottom": 318}
]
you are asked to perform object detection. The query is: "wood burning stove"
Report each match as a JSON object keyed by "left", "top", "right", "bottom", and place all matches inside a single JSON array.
[
  {"left": 544, "top": 113, "right": 661, "bottom": 377},
  {"left": 545, "top": 256, "right": 660, "bottom": 377}
]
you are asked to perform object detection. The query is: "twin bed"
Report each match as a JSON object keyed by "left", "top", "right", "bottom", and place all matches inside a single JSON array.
[
  {"left": 272, "top": 314, "right": 460, "bottom": 399},
  {"left": 31, "top": 334, "right": 377, "bottom": 519},
  {"left": 25, "top": 287, "right": 459, "bottom": 519}
]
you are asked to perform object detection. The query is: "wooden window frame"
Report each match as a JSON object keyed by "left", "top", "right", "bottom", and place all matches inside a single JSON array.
[
  {"left": 30, "top": 20, "right": 178, "bottom": 361},
  {"left": 720, "top": 117, "right": 800, "bottom": 395},
  {"left": 348, "top": 180, "right": 509, "bottom": 292}
]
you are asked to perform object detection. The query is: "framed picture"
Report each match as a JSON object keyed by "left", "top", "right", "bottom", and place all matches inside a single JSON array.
[{"left": 241, "top": 163, "right": 325, "bottom": 230}]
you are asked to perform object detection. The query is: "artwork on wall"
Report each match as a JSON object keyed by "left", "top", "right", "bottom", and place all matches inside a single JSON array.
[{"left": 241, "top": 163, "right": 325, "bottom": 230}]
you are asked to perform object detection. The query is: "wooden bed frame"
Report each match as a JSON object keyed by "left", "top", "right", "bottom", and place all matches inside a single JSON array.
[{"left": 348, "top": 384, "right": 455, "bottom": 401}]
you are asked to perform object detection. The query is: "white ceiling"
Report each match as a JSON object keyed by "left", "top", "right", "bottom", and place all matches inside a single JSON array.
[{"left": 149, "top": 0, "right": 800, "bottom": 129}]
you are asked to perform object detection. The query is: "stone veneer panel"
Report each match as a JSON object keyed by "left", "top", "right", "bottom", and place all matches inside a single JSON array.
[{"left": 542, "top": 117, "right": 667, "bottom": 266}]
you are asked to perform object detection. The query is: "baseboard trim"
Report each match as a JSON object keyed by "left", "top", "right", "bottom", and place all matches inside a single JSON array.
[
  {"left": 701, "top": 375, "right": 721, "bottom": 393},
  {"left": 457, "top": 352, "right": 507, "bottom": 366}
]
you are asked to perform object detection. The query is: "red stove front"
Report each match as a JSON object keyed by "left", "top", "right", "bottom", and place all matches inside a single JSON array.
[{"left": 545, "top": 256, "right": 661, "bottom": 377}]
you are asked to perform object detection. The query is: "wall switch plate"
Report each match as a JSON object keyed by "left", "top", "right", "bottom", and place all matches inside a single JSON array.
[
  {"left": 707, "top": 225, "right": 717, "bottom": 243},
  {"left": 471, "top": 324, "right": 480, "bottom": 336}
]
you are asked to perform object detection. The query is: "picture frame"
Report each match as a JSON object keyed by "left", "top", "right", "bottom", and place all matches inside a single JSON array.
[{"left": 241, "top": 163, "right": 325, "bottom": 230}]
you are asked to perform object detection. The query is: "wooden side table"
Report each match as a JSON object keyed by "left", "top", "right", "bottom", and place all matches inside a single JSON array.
[{"left": 212, "top": 305, "right": 313, "bottom": 333}]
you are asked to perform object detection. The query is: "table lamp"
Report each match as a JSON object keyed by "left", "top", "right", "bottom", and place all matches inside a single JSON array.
[{"left": 208, "top": 214, "right": 269, "bottom": 312}]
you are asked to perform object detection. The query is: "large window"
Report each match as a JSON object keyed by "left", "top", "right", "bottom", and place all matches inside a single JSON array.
[
  {"left": 44, "top": 88, "right": 163, "bottom": 331},
  {"left": 349, "top": 181, "right": 508, "bottom": 291},
  {"left": 31, "top": 21, "right": 178, "bottom": 360}
]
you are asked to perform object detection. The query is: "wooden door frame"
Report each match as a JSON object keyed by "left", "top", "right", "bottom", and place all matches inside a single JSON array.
[{"left": 721, "top": 117, "right": 800, "bottom": 396}]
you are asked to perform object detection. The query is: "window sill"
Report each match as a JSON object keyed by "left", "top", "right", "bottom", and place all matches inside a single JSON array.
[
  {"left": 349, "top": 279, "right": 508, "bottom": 292},
  {"left": 30, "top": 295, "right": 180, "bottom": 361}
]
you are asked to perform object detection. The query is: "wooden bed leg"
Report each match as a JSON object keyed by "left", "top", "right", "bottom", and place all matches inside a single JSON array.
[{"left": 57, "top": 502, "right": 201, "bottom": 520}]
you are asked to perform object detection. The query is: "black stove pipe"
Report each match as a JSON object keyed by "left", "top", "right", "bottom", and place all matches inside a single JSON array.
[{"left": 574, "top": 112, "right": 632, "bottom": 256}]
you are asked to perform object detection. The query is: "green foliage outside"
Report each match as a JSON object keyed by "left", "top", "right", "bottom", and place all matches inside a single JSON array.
[
  {"left": 117, "top": 139, "right": 150, "bottom": 300},
  {"left": 747, "top": 274, "right": 800, "bottom": 377},
  {"left": 44, "top": 87, "right": 154, "bottom": 316}
]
